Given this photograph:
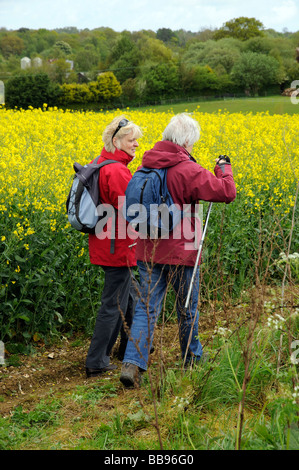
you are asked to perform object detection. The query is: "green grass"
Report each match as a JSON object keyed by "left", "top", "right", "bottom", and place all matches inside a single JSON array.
[
  {"left": 134, "top": 95, "right": 299, "bottom": 115},
  {"left": 1, "top": 300, "right": 298, "bottom": 450}
]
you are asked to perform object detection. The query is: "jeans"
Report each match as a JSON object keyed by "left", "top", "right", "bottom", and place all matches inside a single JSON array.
[
  {"left": 123, "top": 261, "right": 203, "bottom": 371},
  {"left": 86, "top": 266, "right": 137, "bottom": 369}
]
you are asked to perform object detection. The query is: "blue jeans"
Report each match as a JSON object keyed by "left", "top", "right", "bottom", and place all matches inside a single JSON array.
[{"left": 123, "top": 261, "right": 203, "bottom": 371}]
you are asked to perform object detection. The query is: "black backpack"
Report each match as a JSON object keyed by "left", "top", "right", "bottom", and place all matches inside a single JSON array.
[{"left": 66, "top": 156, "right": 118, "bottom": 251}]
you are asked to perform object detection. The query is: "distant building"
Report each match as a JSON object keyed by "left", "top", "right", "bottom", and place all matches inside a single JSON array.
[
  {"left": 21, "top": 57, "right": 31, "bottom": 69},
  {"left": 48, "top": 58, "right": 74, "bottom": 70},
  {"left": 33, "top": 57, "right": 42, "bottom": 68},
  {"left": 77, "top": 72, "right": 90, "bottom": 83},
  {"left": 66, "top": 60, "right": 74, "bottom": 70}
]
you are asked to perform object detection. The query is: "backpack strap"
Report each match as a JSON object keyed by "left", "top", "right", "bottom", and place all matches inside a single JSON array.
[
  {"left": 95, "top": 157, "right": 119, "bottom": 254},
  {"left": 96, "top": 157, "right": 119, "bottom": 167}
]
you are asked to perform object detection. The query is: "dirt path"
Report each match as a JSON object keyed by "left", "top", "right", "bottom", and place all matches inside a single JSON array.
[
  {"left": 0, "top": 336, "right": 94, "bottom": 416},
  {"left": 0, "top": 312, "right": 218, "bottom": 418}
]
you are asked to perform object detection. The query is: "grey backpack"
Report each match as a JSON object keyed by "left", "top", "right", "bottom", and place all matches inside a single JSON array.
[{"left": 66, "top": 156, "right": 118, "bottom": 245}]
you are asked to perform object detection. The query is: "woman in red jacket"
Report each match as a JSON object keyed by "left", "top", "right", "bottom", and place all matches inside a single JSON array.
[
  {"left": 85, "top": 115, "right": 142, "bottom": 378},
  {"left": 120, "top": 113, "right": 236, "bottom": 387}
]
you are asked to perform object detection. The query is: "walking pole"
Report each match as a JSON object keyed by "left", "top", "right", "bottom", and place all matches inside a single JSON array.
[{"left": 184, "top": 202, "right": 213, "bottom": 313}]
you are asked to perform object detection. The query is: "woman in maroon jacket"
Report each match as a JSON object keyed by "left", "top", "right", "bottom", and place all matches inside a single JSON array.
[
  {"left": 120, "top": 113, "right": 236, "bottom": 387},
  {"left": 85, "top": 115, "right": 142, "bottom": 378}
]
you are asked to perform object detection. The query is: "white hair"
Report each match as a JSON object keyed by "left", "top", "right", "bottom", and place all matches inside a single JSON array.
[{"left": 162, "top": 113, "right": 200, "bottom": 148}]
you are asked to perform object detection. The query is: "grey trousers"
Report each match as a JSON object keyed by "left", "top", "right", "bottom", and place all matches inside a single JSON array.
[{"left": 86, "top": 266, "right": 137, "bottom": 369}]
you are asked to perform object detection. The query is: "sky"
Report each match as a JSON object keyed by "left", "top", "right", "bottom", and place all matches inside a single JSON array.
[{"left": 0, "top": 0, "right": 298, "bottom": 33}]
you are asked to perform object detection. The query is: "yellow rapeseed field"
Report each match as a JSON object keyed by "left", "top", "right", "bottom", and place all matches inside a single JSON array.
[
  {"left": 0, "top": 105, "right": 298, "bottom": 343},
  {"left": 0, "top": 105, "right": 298, "bottom": 242}
]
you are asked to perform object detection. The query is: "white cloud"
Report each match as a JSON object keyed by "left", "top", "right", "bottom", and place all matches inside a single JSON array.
[
  {"left": 0, "top": 0, "right": 298, "bottom": 32},
  {"left": 271, "top": 0, "right": 298, "bottom": 29}
]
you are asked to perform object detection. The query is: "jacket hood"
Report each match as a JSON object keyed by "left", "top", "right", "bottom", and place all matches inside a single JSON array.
[
  {"left": 142, "top": 141, "right": 191, "bottom": 169},
  {"left": 101, "top": 146, "right": 133, "bottom": 166}
]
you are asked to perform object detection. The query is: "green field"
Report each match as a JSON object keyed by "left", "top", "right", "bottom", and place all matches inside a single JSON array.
[{"left": 136, "top": 95, "right": 299, "bottom": 115}]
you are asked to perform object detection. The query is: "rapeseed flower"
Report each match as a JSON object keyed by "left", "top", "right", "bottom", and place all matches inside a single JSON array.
[{"left": 0, "top": 106, "right": 298, "bottom": 248}]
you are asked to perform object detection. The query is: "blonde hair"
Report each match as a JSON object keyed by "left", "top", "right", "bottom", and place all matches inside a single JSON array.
[{"left": 103, "top": 115, "right": 142, "bottom": 153}]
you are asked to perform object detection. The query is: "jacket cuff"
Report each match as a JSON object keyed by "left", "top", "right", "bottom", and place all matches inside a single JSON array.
[{"left": 216, "top": 162, "right": 231, "bottom": 174}]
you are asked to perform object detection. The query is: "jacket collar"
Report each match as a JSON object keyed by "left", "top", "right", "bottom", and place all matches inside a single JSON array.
[
  {"left": 101, "top": 146, "right": 133, "bottom": 166},
  {"left": 142, "top": 140, "right": 192, "bottom": 169}
]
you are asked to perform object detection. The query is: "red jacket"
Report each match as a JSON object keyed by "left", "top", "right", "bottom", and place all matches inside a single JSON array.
[
  {"left": 88, "top": 147, "right": 137, "bottom": 267},
  {"left": 135, "top": 141, "right": 236, "bottom": 266}
]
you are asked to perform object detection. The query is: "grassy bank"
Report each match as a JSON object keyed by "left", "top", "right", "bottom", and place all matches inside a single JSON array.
[
  {"left": 134, "top": 95, "right": 299, "bottom": 115},
  {"left": 57, "top": 95, "right": 299, "bottom": 116},
  {"left": 0, "top": 285, "right": 298, "bottom": 450}
]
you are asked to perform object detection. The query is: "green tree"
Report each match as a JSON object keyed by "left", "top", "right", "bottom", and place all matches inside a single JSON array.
[
  {"left": 121, "top": 78, "right": 139, "bottom": 103},
  {"left": 47, "top": 58, "right": 72, "bottom": 84},
  {"left": 53, "top": 40, "right": 72, "bottom": 57},
  {"left": 89, "top": 71, "right": 122, "bottom": 102},
  {"left": 230, "top": 52, "right": 280, "bottom": 94},
  {"left": 181, "top": 64, "right": 220, "bottom": 95},
  {"left": 6, "top": 72, "right": 61, "bottom": 108},
  {"left": 59, "top": 83, "right": 93, "bottom": 104},
  {"left": 0, "top": 34, "right": 24, "bottom": 58},
  {"left": 214, "top": 17, "right": 264, "bottom": 41},
  {"left": 200, "top": 45, "right": 241, "bottom": 74},
  {"left": 141, "top": 62, "right": 179, "bottom": 100},
  {"left": 156, "top": 28, "right": 176, "bottom": 43},
  {"left": 109, "top": 36, "right": 141, "bottom": 82},
  {"left": 182, "top": 38, "right": 242, "bottom": 73},
  {"left": 138, "top": 37, "right": 174, "bottom": 64},
  {"left": 183, "top": 41, "right": 209, "bottom": 66},
  {"left": 35, "top": 29, "right": 58, "bottom": 49},
  {"left": 243, "top": 36, "right": 272, "bottom": 54},
  {"left": 75, "top": 46, "right": 99, "bottom": 71},
  {"left": 285, "top": 61, "right": 299, "bottom": 83}
]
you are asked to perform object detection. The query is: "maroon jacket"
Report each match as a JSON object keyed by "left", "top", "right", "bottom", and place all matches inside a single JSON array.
[
  {"left": 88, "top": 147, "right": 137, "bottom": 267},
  {"left": 135, "top": 141, "right": 236, "bottom": 266}
]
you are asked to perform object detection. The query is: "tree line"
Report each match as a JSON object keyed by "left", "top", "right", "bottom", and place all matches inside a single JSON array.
[{"left": 1, "top": 17, "right": 299, "bottom": 108}]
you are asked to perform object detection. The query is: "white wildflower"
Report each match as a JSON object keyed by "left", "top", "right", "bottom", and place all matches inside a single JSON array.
[
  {"left": 267, "top": 313, "right": 286, "bottom": 330},
  {"left": 213, "top": 326, "right": 232, "bottom": 338}
]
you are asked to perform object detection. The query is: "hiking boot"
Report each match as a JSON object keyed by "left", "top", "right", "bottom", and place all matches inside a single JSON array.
[
  {"left": 86, "top": 364, "right": 117, "bottom": 378},
  {"left": 120, "top": 362, "right": 142, "bottom": 388}
]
